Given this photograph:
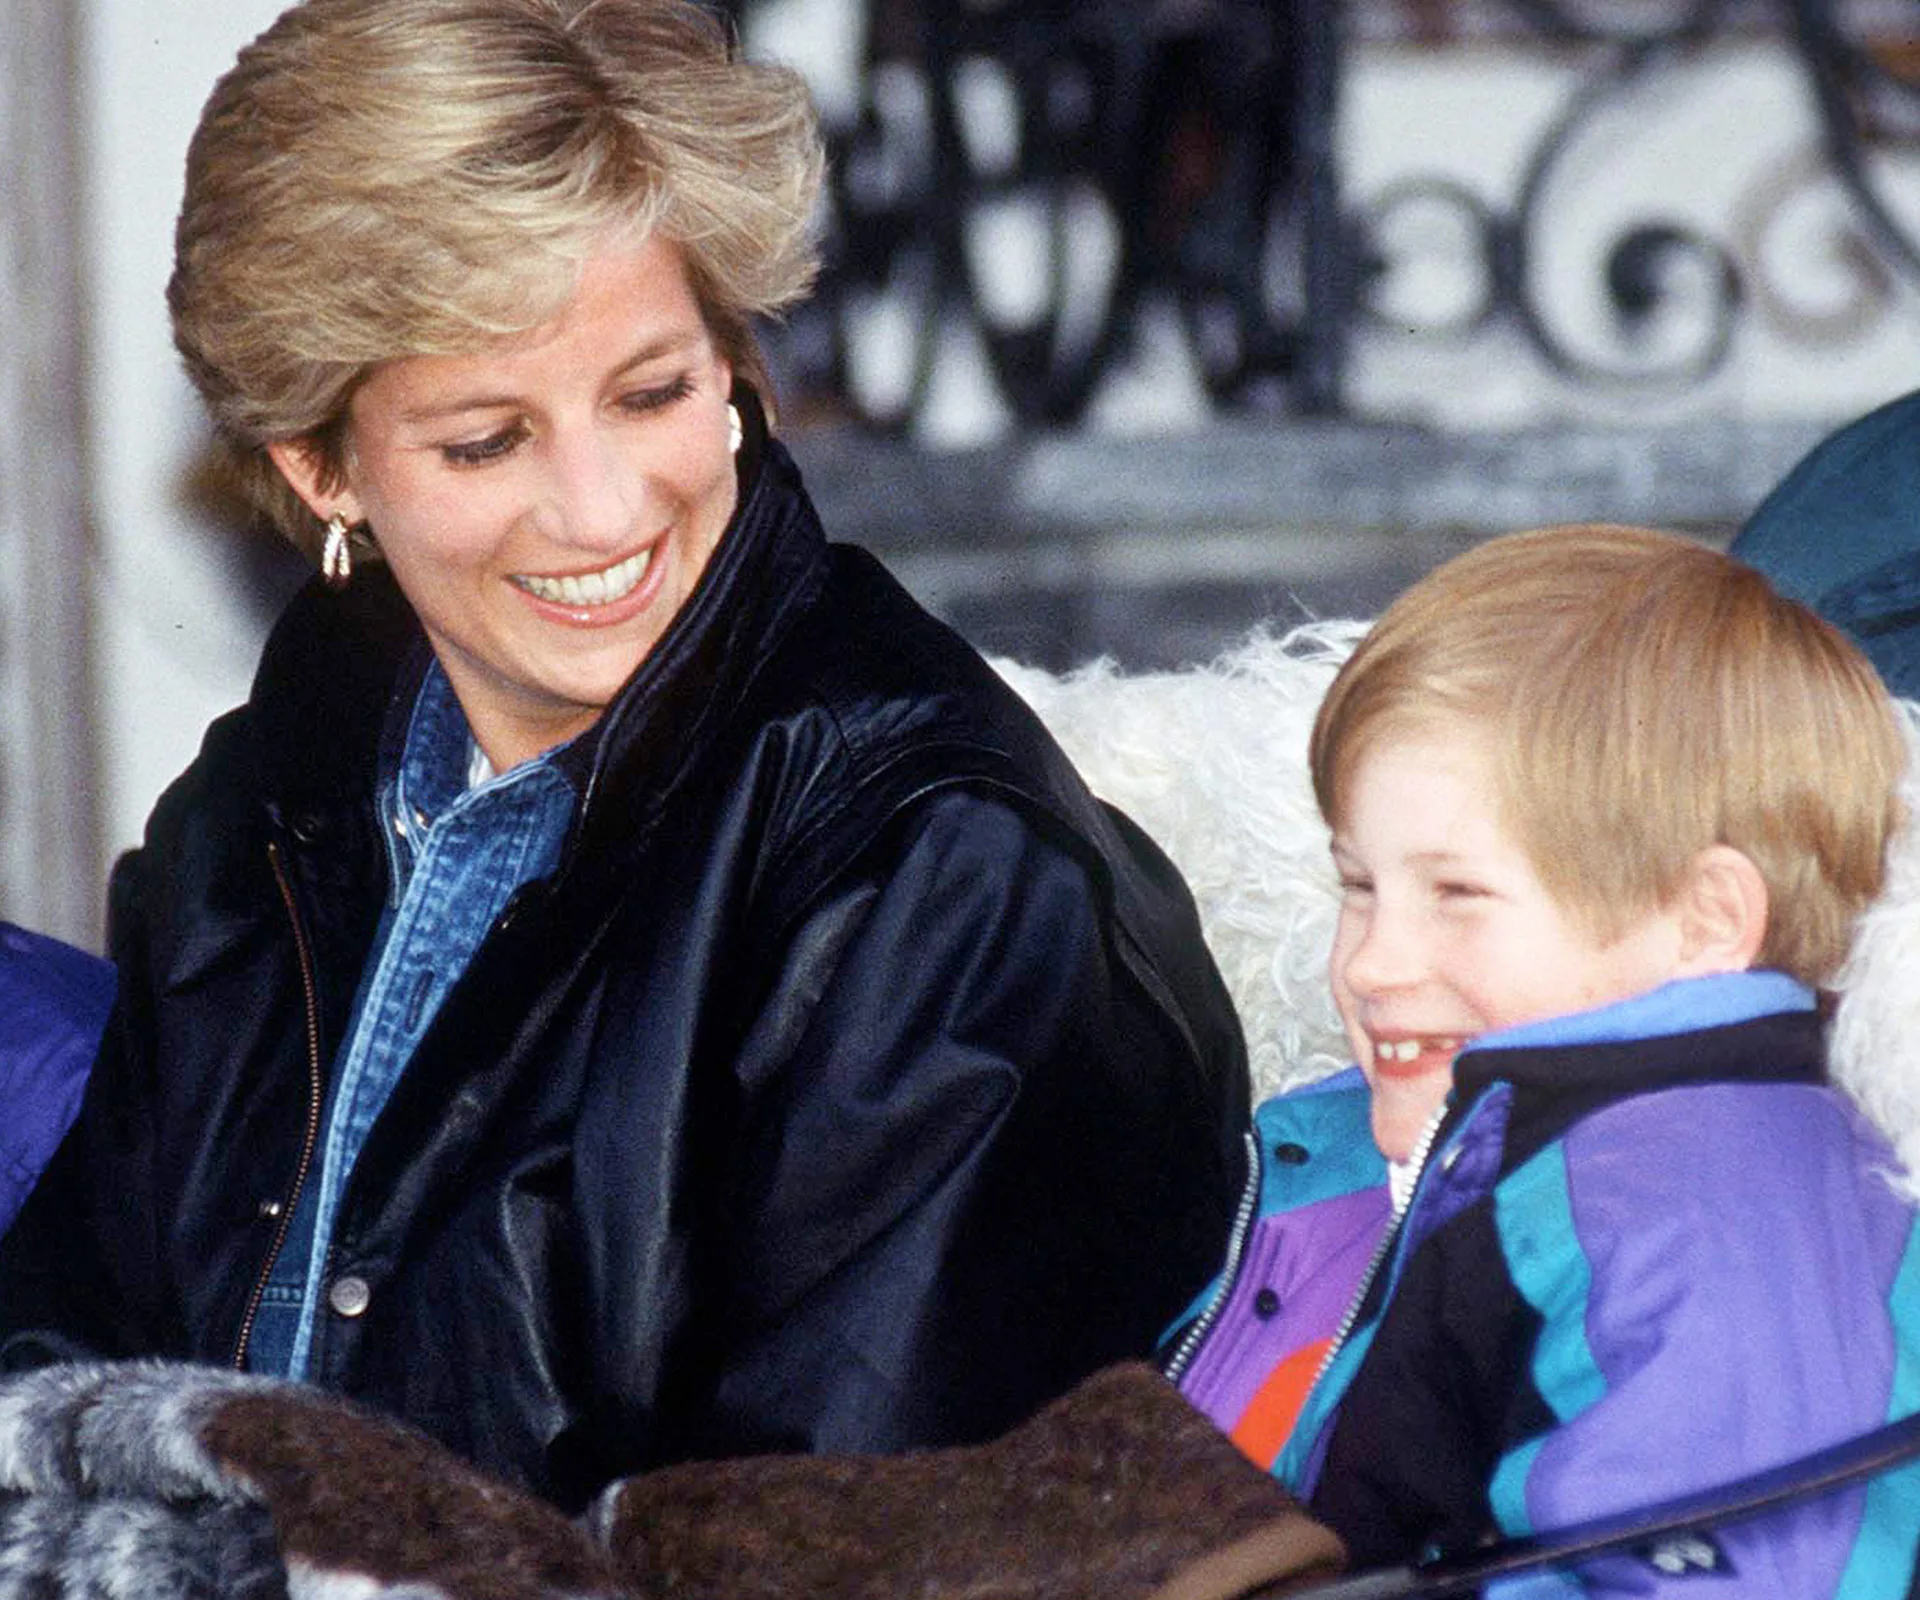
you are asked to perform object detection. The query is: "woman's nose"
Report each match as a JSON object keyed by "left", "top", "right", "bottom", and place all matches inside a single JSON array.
[{"left": 548, "top": 428, "right": 639, "bottom": 550}]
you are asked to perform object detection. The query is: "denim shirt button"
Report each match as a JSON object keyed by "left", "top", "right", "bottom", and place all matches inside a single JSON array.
[{"left": 328, "top": 1275, "right": 372, "bottom": 1319}]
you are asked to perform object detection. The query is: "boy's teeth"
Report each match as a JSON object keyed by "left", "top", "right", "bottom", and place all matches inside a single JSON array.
[
  {"left": 516, "top": 548, "right": 650, "bottom": 606},
  {"left": 1376, "top": 1037, "right": 1462, "bottom": 1063}
]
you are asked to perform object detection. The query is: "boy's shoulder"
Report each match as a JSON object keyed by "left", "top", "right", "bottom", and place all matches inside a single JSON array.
[
  {"left": 1253, "top": 1068, "right": 1386, "bottom": 1214},
  {"left": 1455, "top": 974, "right": 1823, "bottom": 1128}
]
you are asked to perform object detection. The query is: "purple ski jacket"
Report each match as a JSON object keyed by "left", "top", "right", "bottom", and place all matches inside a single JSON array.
[
  {"left": 1167, "top": 1069, "right": 1389, "bottom": 1471},
  {"left": 1176, "top": 973, "right": 1920, "bottom": 1597}
]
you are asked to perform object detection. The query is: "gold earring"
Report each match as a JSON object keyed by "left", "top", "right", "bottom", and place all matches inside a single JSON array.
[
  {"left": 727, "top": 403, "right": 743, "bottom": 457},
  {"left": 321, "top": 512, "right": 353, "bottom": 588}
]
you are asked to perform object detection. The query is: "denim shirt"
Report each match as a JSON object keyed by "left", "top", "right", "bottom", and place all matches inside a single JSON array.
[{"left": 247, "top": 663, "right": 578, "bottom": 1378}]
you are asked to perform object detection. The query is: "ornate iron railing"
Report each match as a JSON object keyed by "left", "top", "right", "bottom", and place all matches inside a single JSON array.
[{"left": 744, "top": 0, "right": 1920, "bottom": 432}]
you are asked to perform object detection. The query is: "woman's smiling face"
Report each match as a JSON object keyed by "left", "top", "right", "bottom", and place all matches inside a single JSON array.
[{"left": 272, "top": 236, "right": 737, "bottom": 771}]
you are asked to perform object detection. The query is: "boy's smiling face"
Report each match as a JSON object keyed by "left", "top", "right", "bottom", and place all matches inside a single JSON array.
[{"left": 1329, "top": 726, "right": 1691, "bottom": 1163}]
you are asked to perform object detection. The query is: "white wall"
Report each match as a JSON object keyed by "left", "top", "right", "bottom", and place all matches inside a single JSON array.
[{"left": 83, "top": 0, "right": 293, "bottom": 888}]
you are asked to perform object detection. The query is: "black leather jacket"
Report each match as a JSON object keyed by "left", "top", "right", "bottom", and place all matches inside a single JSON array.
[{"left": 0, "top": 429, "right": 1248, "bottom": 1509}]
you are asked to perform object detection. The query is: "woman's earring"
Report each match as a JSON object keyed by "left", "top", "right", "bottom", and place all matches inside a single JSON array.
[
  {"left": 727, "top": 403, "right": 743, "bottom": 457},
  {"left": 321, "top": 512, "right": 353, "bottom": 588}
]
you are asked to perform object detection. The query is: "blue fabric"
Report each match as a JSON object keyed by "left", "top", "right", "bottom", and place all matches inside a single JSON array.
[
  {"left": 1252, "top": 1069, "right": 1387, "bottom": 1213},
  {"left": 246, "top": 665, "right": 577, "bottom": 1378},
  {"left": 1733, "top": 389, "right": 1920, "bottom": 698},
  {"left": 1835, "top": 1223, "right": 1920, "bottom": 1598},
  {"left": 0, "top": 923, "right": 113, "bottom": 1237},
  {"left": 1488, "top": 1144, "right": 1596, "bottom": 1536},
  {"left": 1162, "top": 1072, "right": 1381, "bottom": 1343},
  {"left": 1468, "top": 970, "right": 1814, "bottom": 1055}
]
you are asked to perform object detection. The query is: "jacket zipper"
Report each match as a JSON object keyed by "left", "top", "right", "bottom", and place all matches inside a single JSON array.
[
  {"left": 1309, "top": 1103, "right": 1449, "bottom": 1392},
  {"left": 231, "top": 840, "right": 327, "bottom": 1370},
  {"left": 1161, "top": 1126, "right": 1261, "bottom": 1384}
]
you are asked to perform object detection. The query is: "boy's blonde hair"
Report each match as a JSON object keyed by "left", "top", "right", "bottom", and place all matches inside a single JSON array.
[{"left": 1308, "top": 525, "right": 1905, "bottom": 986}]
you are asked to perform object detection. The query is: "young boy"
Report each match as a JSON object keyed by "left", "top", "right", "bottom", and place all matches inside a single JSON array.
[{"left": 1171, "top": 525, "right": 1920, "bottom": 1594}]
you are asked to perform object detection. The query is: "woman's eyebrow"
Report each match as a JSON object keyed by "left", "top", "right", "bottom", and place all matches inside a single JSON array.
[
  {"left": 396, "top": 333, "right": 706, "bottom": 425},
  {"left": 399, "top": 391, "right": 524, "bottom": 424}
]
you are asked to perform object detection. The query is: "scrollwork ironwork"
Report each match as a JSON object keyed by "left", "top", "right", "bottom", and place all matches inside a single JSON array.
[
  {"left": 750, "top": 0, "right": 1920, "bottom": 431},
  {"left": 1791, "top": 0, "right": 1920, "bottom": 278}
]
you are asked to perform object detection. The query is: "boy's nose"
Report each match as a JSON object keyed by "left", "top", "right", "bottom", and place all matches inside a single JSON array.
[{"left": 1340, "top": 909, "right": 1426, "bottom": 998}]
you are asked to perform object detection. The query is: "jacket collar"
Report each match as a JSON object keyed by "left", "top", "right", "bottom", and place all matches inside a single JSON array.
[
  {"left": 566, "top": 389, "right": 827, "bottom": 863},
  {"left": 249, "top": 387, "right": 829, "bottom": 859},
  {"left": 1448, "top": 999, "right": 1827, "bottom": 1178}
]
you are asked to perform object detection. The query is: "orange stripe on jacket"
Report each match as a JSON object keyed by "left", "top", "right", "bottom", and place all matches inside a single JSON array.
[{"left": 1229, "top": 1336, "right": 1332, "bottom": 1470}]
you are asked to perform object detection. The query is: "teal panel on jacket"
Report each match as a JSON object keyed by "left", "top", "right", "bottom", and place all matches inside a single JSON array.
[
  {"left": 1274, "top": 1318, "right": 1380, "bottom": 1496},
  {"left": 1836, "top": 1218, "right": 1920, "bottom": 1599},
  {"left": 1489, "top": 1143, "right": 1601, "bottom": 1538},
  {"left": 1252, "top": 1070, "right": 1386, "bottom": 1213}
]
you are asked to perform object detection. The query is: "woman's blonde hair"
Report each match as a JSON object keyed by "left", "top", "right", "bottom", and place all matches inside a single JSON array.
[
  {"left": 1308, "top": 524, "right": 1906, "bottom": 986},
  {"left": 169, "top": 0, "right": 824, "bottom": 556}
]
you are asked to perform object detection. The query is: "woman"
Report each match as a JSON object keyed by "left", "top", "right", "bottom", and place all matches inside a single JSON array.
[{"left": 0, "top": 0, "right": 1249, "bottom": 1510}]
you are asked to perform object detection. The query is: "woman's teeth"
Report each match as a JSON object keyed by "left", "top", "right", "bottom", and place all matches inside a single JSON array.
[
  {"left": 1376, "top": 1037, "right": 1461, "bottom": 1063},
  {"left": 514, "top": 548, "right": 650, "bottom": 607}
]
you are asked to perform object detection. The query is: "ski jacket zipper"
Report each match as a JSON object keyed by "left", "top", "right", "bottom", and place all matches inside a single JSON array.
[{"left": 1162, "top": 1126, "right": 1261, "bottom": 1384}]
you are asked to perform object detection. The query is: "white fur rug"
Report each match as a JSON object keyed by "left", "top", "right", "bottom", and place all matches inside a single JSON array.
[
  {"left": 997, "top": 630, "right": 1920, "bottom": 1200},
  {"left": 1832, "top": 699, "right": 1920, "bottom": 1201}
]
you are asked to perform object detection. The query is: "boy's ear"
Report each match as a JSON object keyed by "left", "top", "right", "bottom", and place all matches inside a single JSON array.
[
  {"left": 266, "top": 438, "right": 363, "bottom": 527},
  {"left": 1674, "top": 844, "right": 1769, "bottom": 976}
]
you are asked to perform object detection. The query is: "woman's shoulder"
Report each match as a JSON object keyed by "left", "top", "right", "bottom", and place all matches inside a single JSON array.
[
  {"left": 738, "top": 552, "right": 1226, "bottom": 956},
  {"left": 783, "top": 546, "right": 1056, "bottom": 751},
  {"left": 750, "top": 544, "right": 1111, "bottom": 835}
]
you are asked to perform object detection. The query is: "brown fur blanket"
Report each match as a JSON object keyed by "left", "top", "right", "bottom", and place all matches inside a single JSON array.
[{"left": 0, "top": 1359, "right": 1341, "bottom": 1600}]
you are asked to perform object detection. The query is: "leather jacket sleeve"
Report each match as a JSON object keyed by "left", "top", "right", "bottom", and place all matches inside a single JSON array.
[{"left": 632, "top": 786, "right": 1241, "bottom": 1465}]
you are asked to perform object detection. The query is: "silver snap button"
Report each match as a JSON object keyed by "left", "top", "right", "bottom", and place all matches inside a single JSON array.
[
  {"left": 328, "top": 1275, "right": 372, "bottom": 1319},
  {"left": 257, "top": 1198, "right": 284, "bottom": 1220}
]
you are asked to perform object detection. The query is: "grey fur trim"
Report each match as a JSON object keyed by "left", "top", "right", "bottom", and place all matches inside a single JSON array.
[
  {"left": 0, "top": 1493, "right": 285, "bottom": 1599},
  {"left": 0, "top": 1362, "right": 626, "bottom": 1599},
  {"left": 0, "top": 1361, "right": 273, "bottom": 1502}
]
